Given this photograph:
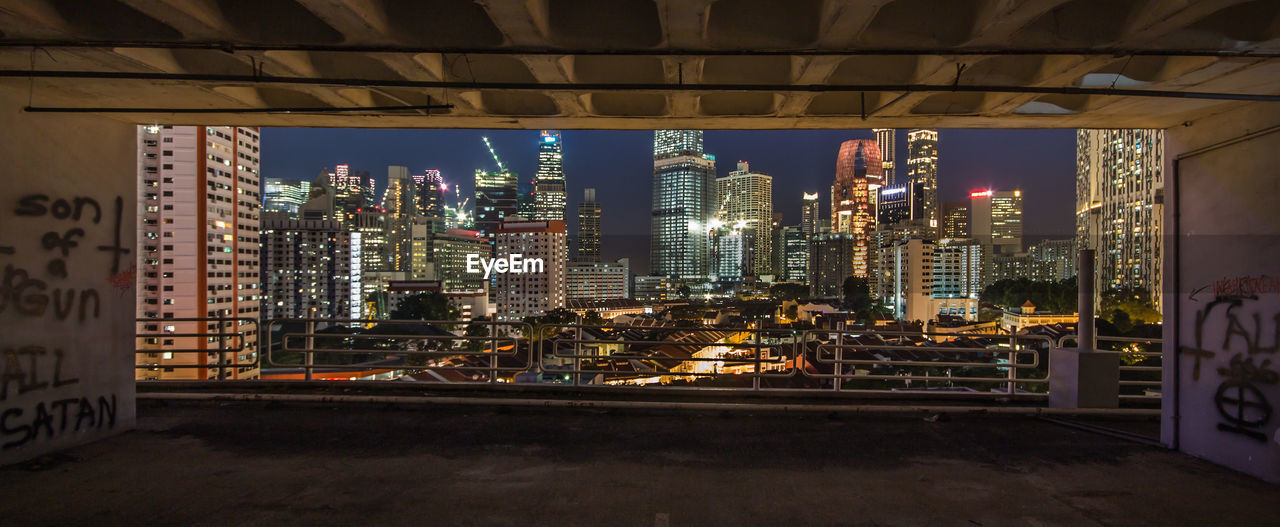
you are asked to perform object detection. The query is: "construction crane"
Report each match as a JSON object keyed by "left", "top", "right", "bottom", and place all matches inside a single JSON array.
[{"left": 481, "top": 136, "right": 506, "bottom": 172}]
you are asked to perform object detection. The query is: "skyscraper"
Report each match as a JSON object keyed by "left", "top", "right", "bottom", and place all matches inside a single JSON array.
[
  {"left": 890, "top": 237, "right": 935, "bottom": 323},
  {"left": 415, "top": 169, "right": 445, "bottom": 219},
  {"left": 576, "top": 187, "right": 602, "bottom": 262},
  {"left": 971, "top": 189, "right": 1024, "bottom": 284},
  {"left": 1076, "top": 129, "right": 1164, "bottom": 308},
  {"left": 135, "top": 125, "right": 260, "bottom": 380},
  {"left": 876, "top": 179, "right": 926, "bottom": 227},
  {"left": 715, "top": 161, "right": 773, "bottom": 276},
  {"left": 808, "top": 232, "right": 856, "bottom": 297},
  {"left": 474, "top": 167, "right": 518, "bottom": 243},
  {"left": 493, "top": 217, "right": 567, "bottom": 322},
  {"left": 650, "top": 130, "right": 716, "bottom": 279},
  {"left": 939, "top": 201, "right": 970, "bottom": 239},
  {"left": 801, "top": 192, "right": 821, "bottom": 235},
  {"left": 831, "top": 139, "right": 882, "bottom": 278},
  {"left": 260, "top": 218, "right": 360, "bottom": 321},
  {"left": 533, "top": 130, "right": 566, "bottom": 222},
  {"left": 781, "top": 226, "right": 809, "bottom": 283},
  {"left": 382, "top": 166, "right": 418, "bottom": 273},
  {"left": 874, "top": 128, "right": 897, "bottom": 185},
  {"left": 263, "top": 178, "right": 310, "bottom": 217},
  {"left": 906, "top": 129, "right": 939, "bottom": 236}
]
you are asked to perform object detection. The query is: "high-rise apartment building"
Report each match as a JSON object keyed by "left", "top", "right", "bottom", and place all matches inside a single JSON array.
[
  {"left": 567, "top": 261, "right": 629, "bottom": 300},
  {"left": 906, "top": 129, "right": 939, "bottom": 236},
  {"left": 939, "top": 201, "right": 970, "bottom": 239},
  {"left": 429, "top": 228, "right": 490, "bottom": 293},
  {"left": 801, "top": 192, "right": 821, "bottom": 235},
  {"left": 715, "top": 161, "right": 773, "bottom": 276},
  {"left": 831, "top": 139, "right": 882, "bottom": 278},
  {"left": 136, "top": 125, "right": 261, "bottom": 380},
  {"left": 493, "top": 217, "right": 567, "bottom": 322},
  {"left": 874, "top": 128, "right": 897, "bottom": 185},
  {"left": 1076, "top": 129, "right": 1164, "bottom": 309},
  {"left": 532, "top": 130, "right": 567, "bottom": 222},
  {"left": 651, "top": 130, "right": 716, "bottom": 279},
  {"left": 1029, "top": 238, "right": 1077, "bottom": 282},
  {"left": 474, "top": 168, "right": 518, "bottom": 243},
  {"left": 260, "top": 219, "right": 360, "bottom": 321},
  {"left": 808, "top": 232, "right": 856, "bottom": 297},
  {"left": 576, "top": 188, "right": 602, "bottom": 262},
  {"left": 889, "top": 237, "right": 935, "bottom": 323},
  {"left": 263, "top": 178, "right": 310, "bottom": 217},
  {"left": 932, "top": 238, "right": 983, "bottom": 300}
]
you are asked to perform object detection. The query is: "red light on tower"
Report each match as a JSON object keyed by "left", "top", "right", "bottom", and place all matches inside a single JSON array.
[{"left": 970, "top": 190, "right": 993, "bottom": 198}]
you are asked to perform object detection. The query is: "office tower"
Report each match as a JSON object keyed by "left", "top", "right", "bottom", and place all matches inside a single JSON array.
[
  {"left": 567, "top": 261, "right": 629, "bottom": 300},
  {"left": 474, "top": 167, "right": 518, "bottom": 243},
  {"left": 874, "top": 128, "right": 897, "bottom": 185},
  {"left": 710, "top": 225, "right": 748, "bottom": 281},
  {"left": 135, "top": 125, "right": 261, "bottom": 380},
  {"left": 260, "top": 218, "right": 360, "bottom": 320},
  {"left": 932, "top": 238, "right": 984, "bottom": 300},
  {"left": 1076, "top": 129, "right": 1164, "bottom": 308},
  {"left": 415, "top": 169, "right": 445, "bottom": 219},
  {"left": 430, "top": 228, "right": 491, "bottom": 293},
  {"left": 533, "top": 130, "right": 567, "bottom": 222},
  {"left": 781, "top": 226, "right": 809, "bottom": 283},
  {"left": 801, "top": 192, "right": 821, "bottom": 235},
  {"left": 576, "top": 188, "right": 602, "bottom": 262},
  {"left": 906, "top": 129, "right": 939, "bottom": 236},
  {"left": 633, "top": 276, "right": 670, "bottom": 303},
  {"left": 263, "top": 178, "right": 310, "bottom": 217},
  {"left": 382, "top": 166, "right": 418, "bottom": 273},
  {"left": 970, "top": 190, "right": 1024, "bottom": 256},
  {"left": 1029, "top": 238, "right": 1077, "bottom": 282},
  {"left": 808, "top": 232, "right": 856, "bottom": 297},
  {"left": 889, "top": 237, "right": 935, "bottom": 322},
  {"left": 493, "top": 217, "right": 568, "bottom": 322},
  {"left": 715, "top": 161, "right": 773, "bottom": 276},
  {"left": 770, "top": 212, "right": 785, "bottom": 278},
  {"left": 876, "top": 179, "right": 926, "bottom": 227},
  {"left": 830, "top": 139, "right": 882, "bottom": 278},
  {"left": 350, "top": 209, "right": 389, "bottom": 272},
  {"left": 940, "top": 201, "right": 970, "bottom": 239},
  {"left": 650, "top": 130, "right": 716, "bottom": 279}
]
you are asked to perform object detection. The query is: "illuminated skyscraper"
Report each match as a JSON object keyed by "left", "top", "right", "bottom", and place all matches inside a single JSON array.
[
  {"left": 971, "top": 189, "right": 1023, "bottom": 284},
  {"left": 940, "top": 201, "right": 969, "bottom": 239},
  {"left": 382, "top": 166, "right": 418, "bottom": 273},
  {"left": 801, "top": 192, "right": 821, "bottom": 235},
  {"left": 533, "top": 130, "right": 566, "bottom": 222},
  {"left": 715, "top": 161, "right": 773, "bottom": 276},
  {"left": 831, "top": 139, "right": 882, "bottom": 278},
  {"left": 493, "top": 217, "right": 567, "bottom": 322},
  {"left": 263, "top": 178, "right": 310, "bottom": 217},
  {"left": 415, "top": 169, "right": 445, "bottom": 219},
  {"left": 474, "top": 168, "right": 518, "bottom": 243},
  {"left": 906, "top": 129, "right": 939, "bottom": 237},
  {"left": 874, "top": 128, "right": 897, "bottom": 185},
  {"left": 1076, "top": 129, "right": 1163, "bottom": 308},
  {"left": 576, "top": 188, "right": 602, "bottom": 262},
  {"left": 650, "top": 130, "right": 716, "bottom": 279}
]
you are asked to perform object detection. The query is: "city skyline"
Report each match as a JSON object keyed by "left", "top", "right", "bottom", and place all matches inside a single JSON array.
[{"left": 260, "top": 129, "right": 1077, "bottom": 241}]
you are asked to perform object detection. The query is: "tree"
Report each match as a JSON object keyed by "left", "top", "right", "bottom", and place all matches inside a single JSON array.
[
  {"left": 582, "top": 310, "right": 605, "bottom": 325},
  {"left": 677, "top": 284, "right": 692, "bottom": 299},
  {"left": 464, "top": 317, "right": 492, "bottom": 352},
  {"left": 523, "top": 308, "right": 578, "bottom": 340},
  {"left": 842, "top": 276, "right": 874, "bottom": 316},
  {"left": 390, "top": 292, "right": 459, "bottom": 322},
  {"left": 1101, "top": 287, "right": 1161, "bottom": 326},
  {"left": 769, "top": 282, "right": 808, "bottom": 302}
]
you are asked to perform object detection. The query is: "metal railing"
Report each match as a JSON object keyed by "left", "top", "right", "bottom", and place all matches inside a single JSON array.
[
  {"left": 133, "top": 317, "right": 1160, "bottom": 403},
  {"left": 135, "top": 316, "right": 258, "bottom": 380},
  {"left": 1057, "top": 334, "right": 1163, "bottom": 401}
]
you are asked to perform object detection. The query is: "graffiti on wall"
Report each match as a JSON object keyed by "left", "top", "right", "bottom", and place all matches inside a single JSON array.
[
  {"left": 1, "top": 194, "right": 128, "bottom": 450},
  {"left": 1182, "top": 279, "right": 1280, "bottom": 442}
]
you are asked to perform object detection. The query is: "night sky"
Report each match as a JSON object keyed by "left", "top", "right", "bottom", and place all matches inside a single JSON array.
[{"left": 261, "top": 128, "right": 1077, "bottom": 273}]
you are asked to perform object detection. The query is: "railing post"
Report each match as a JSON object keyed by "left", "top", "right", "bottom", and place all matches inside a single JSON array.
[
  {"left": 304, "top": 307, "right": 315, "bottom": 381},
  {"left": 752, "top": 329, "right": 761, "bottom": 391},
  {"left": 834, "top": 321, "right": 844, "bottom": 392},
  {"left": 1007, "top": 327, "right": 1017, "bottom": 395},
  {"left": 489, "top": 320, "right": 498, "bottom": 383},
  {"left": 216, "top": 312, "right": 227, "bottom": 380}
]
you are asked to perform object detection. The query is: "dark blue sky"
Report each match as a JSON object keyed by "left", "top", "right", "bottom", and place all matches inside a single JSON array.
[{"left": 261, "top": 127, "right": 1077, "bottom": 253}]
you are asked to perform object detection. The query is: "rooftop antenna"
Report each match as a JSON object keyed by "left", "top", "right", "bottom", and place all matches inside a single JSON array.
[{"left": 481, "top": 136, "right": 506, "bottom": 172}]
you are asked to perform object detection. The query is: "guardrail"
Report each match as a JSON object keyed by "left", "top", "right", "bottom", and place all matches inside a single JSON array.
[
  {"left": 135, "top": 316, "right": 258, "bottom": 380},
  {"left": 133, "top": 317, "right": 1161, "bottom": 402}
]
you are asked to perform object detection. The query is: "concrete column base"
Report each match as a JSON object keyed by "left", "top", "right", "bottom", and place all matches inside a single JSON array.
[{"left": 1049, "top": 349, "right": 1119, "bottom": 409}]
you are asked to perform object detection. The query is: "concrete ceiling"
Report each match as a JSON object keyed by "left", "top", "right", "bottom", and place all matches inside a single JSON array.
[{"left": 0, "top": 0, "right": 1276, "bottom": 129}]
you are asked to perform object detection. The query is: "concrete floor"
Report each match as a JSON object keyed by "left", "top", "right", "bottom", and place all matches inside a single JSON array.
[{"left": 1, "top": 400, "right": 1275, "bottom": 526}]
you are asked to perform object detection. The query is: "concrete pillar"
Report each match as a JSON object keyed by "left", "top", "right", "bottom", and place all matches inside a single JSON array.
[
  {"left": 1050, "top": 248, "right": 1119, "bottom": 409},
  {"left": 0, "top": 90, "right": 139, "bottom": 464},
  {"left": 1164, "top": 102, "right": 1280, "bottom": 483}
]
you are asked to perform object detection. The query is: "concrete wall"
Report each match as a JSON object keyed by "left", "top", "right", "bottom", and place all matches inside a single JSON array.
[
  {"left": 1163, "top": 102, "right": 1280, "bottom": 482},
  {"left": 0, "top": 90, "right": 137, "bottom": 464}
]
